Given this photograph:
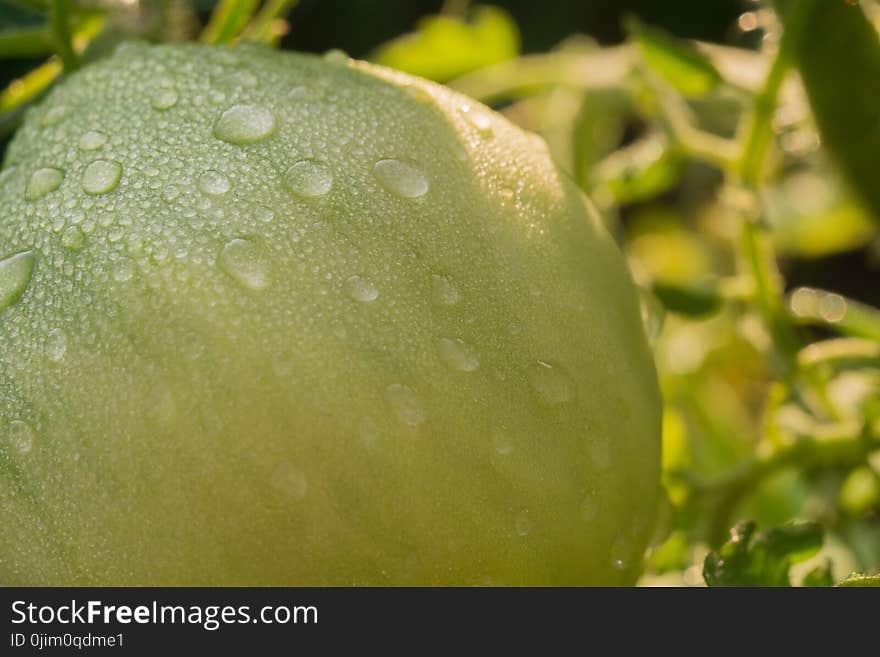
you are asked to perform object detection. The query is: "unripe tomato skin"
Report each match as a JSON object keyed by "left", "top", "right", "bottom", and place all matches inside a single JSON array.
[{"left": 0, "top": 43, "right": 660, "bottom": 585}]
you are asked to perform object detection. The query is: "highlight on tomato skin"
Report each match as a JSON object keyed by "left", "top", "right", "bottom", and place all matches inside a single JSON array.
[{"left": 0, "top": 42, "right": 660, "bottom": 586}]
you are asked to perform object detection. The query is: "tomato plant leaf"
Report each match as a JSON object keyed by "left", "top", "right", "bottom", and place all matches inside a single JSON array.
[
  {"left": 703, "top": 521, "right": 823, "bottom": 586},
  {"left": 651, "top": 280, "right": 722, "bottom": 318},
  {"left": 625, "top": 16, "right": 722, "bottom": 97},
  {"left": 780, "top": 0, "right": 880, "bottom": 222},
  {"left": 371, "top": 5, "right": 519, "bottom": 82},
  {"left": 200, "top": 0, "right": 260, "bottom": 44}
]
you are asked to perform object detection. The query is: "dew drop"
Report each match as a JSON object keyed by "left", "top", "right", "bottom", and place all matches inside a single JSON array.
[
  {"left": 588, "top": 436, "right": 612, "bottom": 472},
  {"left": 527, "top": 360, "right": 575, "bottom": 405},
  {"left": 287, "top": 85, "right": 324, "bottom": 101},
  {"left": 323, "top": 49, "right": 349, "bottom": 64},
  {"left": 214, "top": 104, "right": 276, "bottom": 144},
  {"left": 284, "top": 160, "right": 333, "bottom": 198},
  {"left": 403, "top": 84, "right": 433, "bottom": 104},
  {"left": 431, "top": 274, "right": 461, "bottom": 307},
  {"left": 255, "top": 205, "right": 275, "bottom": 223},
  {"left": 61, "top": 226, "right": 86, "bottom": 251},
  {"left": 0, "top": 251, "right": 35, "bottom": 313},
  {"left": 437, "top": 337, "right": 480, "bottom": 372},
  {"left": 271, "top": 461, "right": 308, "bottom": 501},
  {"left": 344, "top": 275, "right": 379, "bottom": 302},
  {"left": 385, "top": 384, "right": 427, "bottom": 427},
  {"left": 78, "top": 131, "right": 107, "bottom": 150},
  {"left": 460, "top": 103, "right": 493, "bottom": 134},
  {"left": 490, "top": 426, "right": 513, "bottom": 456},
  {"left": 46, "top": 328, "right": 68, "bottom": 362},
  {"left": 151, "top": 87, "right": 179, "bottom": 110},
  {"left": 113, "top": 259, "right": 135, "bottom": 282},
  {"left": 373, "top": 159, "right": 429, "bottom": 198},
  {"left": 82, "top": 160, "right": 122, "bottom": 195},
  {"left": 610, "top": 533, "right": 629, "bottom": 572},
  {"left": 359, "top": 416, "right": 382, "bottom": 448},
  {"left": 218, "top": 238, "right": 270, "bottom": 290},
  {"left": 9, "top": 420, "right": 35, "bottom": 454},
  {"left": 515, "top": 511, "right": 533, "bottom": 537},
  {"left": 26, "top": 168, "right": 64, "bottom": 200},
  {"left": 197, "top": 170, "right": 231, "bottom": 196},
  {"left": 41, "top": 105, "right": 67, "bottom": 127},
  {"left": 580, "top": 490, "right": 597, "bottom": 522}
]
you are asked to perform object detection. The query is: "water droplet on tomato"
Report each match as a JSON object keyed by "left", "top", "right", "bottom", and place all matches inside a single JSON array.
[
  {"left": 460, "top": 103, "right": 493, "bottom": 134},
  {"left": 344, "top": 275, "right": 379, "bottom": 302},
  {"left": 9, "top": 420, "right": 35, "bottom": 454},
  {"left": 372, "top": 159, "right": 428, "bottom": 198},
  {"left": 82, "top": 160, "right": 122, "bottom": 195},
  {"left": 198, "top": 170, "right": 230, "bottom": 196},
  {"left": 527, "top": 360, "right": 575, "bottom": 404},
  {"left": 437, "top": 337, "right": 480, "bottom": 372},
  {"left": 218, "top": 238, "right": 270, "bottom": 291},
  {"left": 385, "top": 384, "right": 427, "bottom": 427},
  {"left": 46, "top": 328, "right": 67, "bottom": 362},
  {"left": 61, "top": 226, "right": 86, "bottom": 251},
  {"left": 515, "top": 511, "right": 533, "bottom": 537},
  {"left": 26, "top": 168, "right": 63, "bottom": 200},
  {"left": 285, "top": 160, "right": 333, "bottom": 198},
  {"left": 78, "top": 131, "right": 107, "bottom": 150},
  {"left": 271, "top": 461, "right": 308, "bottom": 501},
  {"left": 431, "top": 274, "right": 460, "bottom": 307},
  {"left": 214, "top": 104, "right": 276, "bottom": 144},
  {"left": 151, "top": 88, "right": 179, "bottom": 110},
  {"left": 0, "top": 251, "right": 35, "bottom": 313}
]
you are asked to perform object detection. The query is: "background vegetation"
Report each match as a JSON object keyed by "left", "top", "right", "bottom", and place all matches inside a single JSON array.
[{"left": 2, "top": 0, "right": 879, "bottom": 586}]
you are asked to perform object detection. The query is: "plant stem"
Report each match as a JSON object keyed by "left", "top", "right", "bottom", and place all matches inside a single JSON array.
[
  {"left": 50, "top": 0, "right": 79, "bottom": 72},
  {"left": 686, "top": 421, "right": 880, "bottom": 546}
]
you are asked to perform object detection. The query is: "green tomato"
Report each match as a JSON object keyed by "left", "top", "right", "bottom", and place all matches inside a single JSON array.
[{"left": 0, "top": 43, "right": 660, "bottom": 585}]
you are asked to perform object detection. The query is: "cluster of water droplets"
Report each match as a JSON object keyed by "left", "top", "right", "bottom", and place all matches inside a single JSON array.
[{"left": 0, "top": 51, "right": 603, "bottom": 544}]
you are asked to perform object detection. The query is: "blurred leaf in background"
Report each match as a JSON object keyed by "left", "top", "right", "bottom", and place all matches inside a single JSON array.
[{"left": 371, "top": 4, "right": 519, "bottom": 82}]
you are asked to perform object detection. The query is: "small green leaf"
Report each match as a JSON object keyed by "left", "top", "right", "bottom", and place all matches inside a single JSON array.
[
  {"left": 756, "top": 522, "right": 823, "bottom": 565},
  {"left": 241, "top": 0, "right": 299, "bottom": 45},
  {"left": 200, "top": 0, "right": 260, "bottom": 44},
  {"left": 704, "top": 521, "right": 824, "bottom": 587},
  {"left": 371, "top": 5, "right": 520, "bottom": 82},
  {"left": 652, "top": 280, "right": 722, "bottom": 318},
  {"left": 625, "top": 16, "right": 722, "bottom": 97},
  {"left": 838, "top": 573, "right": 880, "bottom": 587},
  {"left": 593, "top": 135, "right": 686, "bottom": 205},
  {"left": 780, "top": 0, "right": 880, "bottom": 222}
]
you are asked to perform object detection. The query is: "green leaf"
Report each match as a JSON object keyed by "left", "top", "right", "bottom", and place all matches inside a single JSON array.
[
  {"left": 703, "top": 521, "right": 823, "bottom": 587},
  {"left": 781, "top": 0, "right": 880, "bottom": 222},
  {"left": 625, "top": 16, "right": 722, "bottom": 97},
  {"left": 651, "top": 280, "right": 722, "bottom": 318},
  {"left": 0, "top": 25, "right": 52, "bottom": 59},
  {"left": 241, "top": 0, "right": 299, "bottom": 45},
  {"left": 371, "top": 5, "right": 520, "bottom": 82},
  {"left": 592, "top": 135, "right": 686, "bottom": 205},
  {"left": 838, "top": 573, "right": 880, "bottom": 587},
  {"left": 200, "top": 0, "right": 260, "bottom": 44}
]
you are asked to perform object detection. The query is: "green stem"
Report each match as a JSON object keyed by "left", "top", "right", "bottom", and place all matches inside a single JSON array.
[
  {"left": 738, "top": 1, "right": 811, "bottom": 186},
  {"left": 241, "top": 0, "right": 299, "bottom": 44},
  {"left": 741, "top": 217, "right": 799, "bottom": 369},
  {"left": 685, "top": 421, "right": 880, "bottom": 546},
  {"left": 50, "top": 0, "right": 79, "bottom": 72}
]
